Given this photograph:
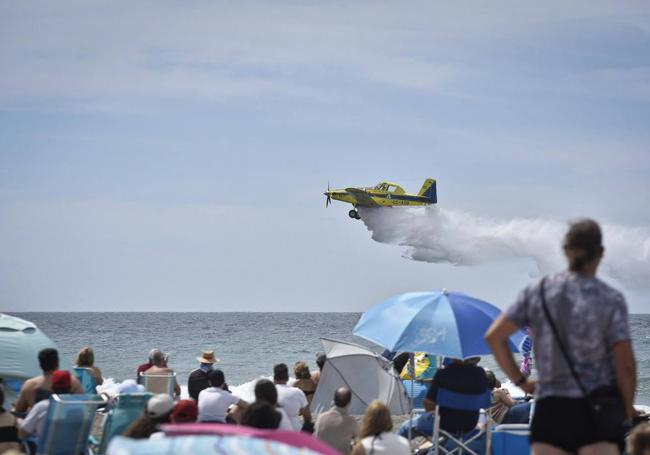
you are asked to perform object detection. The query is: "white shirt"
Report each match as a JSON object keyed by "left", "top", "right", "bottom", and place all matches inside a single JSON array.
[
  {"left": 197, "top": 387, "right": 241, "bottom": 422},
  {"left": 20, "top": 400, "right": 50, "bottom": 437},
  {"left": 275, "top": 384, "right": 308, "bottom": 431},
  {"left": 360, "top": 432, "right": 410, "bottom": 455},
  {"left": 277, "top": 408, "right": 293, "bottom": 431}
]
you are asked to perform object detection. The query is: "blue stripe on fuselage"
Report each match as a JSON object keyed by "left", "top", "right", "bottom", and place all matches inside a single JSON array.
[{"left": 367, "top": 194, "right": 432, "bottom": 203}]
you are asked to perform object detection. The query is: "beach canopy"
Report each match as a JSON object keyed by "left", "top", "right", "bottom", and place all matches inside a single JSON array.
[
  {"left": 310, "top": 338, "right": 409, "bottom": 415},
  {"left": 353, "top": 289, "right": 525, "bottom": 359},
  {"left": 160, "top": 422, "right": 340, "bottom": 455},
  {"left": 107, "top": 435, "right": 323, "bottom": 455},
  {"left": 0, "top": 313, "right": 62, "bottom": 379}
]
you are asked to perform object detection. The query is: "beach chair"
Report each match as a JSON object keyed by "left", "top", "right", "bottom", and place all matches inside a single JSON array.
[
  {"left": 139, "top": 372, "right": 176, "bottom": 396},
  {"left": 73, "top": 367, "right": 98, "bottom": 393},
  {"left": 491, "top": 424, "right": 530, "bottom": 455},
  {"left": 35, "top": 393, "right": 106, "bottom": 455},
  {"left": 89, "top": 392, "right": 153, "bottom": 455},
  {"left": 432, "top": 388, "right": 492, "bottom": 455}
]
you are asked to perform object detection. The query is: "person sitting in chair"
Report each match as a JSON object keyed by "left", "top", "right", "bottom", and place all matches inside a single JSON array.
[{"left": 398, "top": 357, "right": 488, "bottom": 438}]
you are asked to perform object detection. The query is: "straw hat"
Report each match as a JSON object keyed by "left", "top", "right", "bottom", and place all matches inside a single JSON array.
[{"left": 196, "top": 350, "right": 219, "bottom": 364}]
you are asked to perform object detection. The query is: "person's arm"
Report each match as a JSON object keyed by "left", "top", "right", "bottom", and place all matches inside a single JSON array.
[
  {"left": 13, "top": 381, "right": 32, "bottom": 413},
  {"left": 612, "top": 340, "right": 636, "bottom": 420},
  {"left": 423, "top": 397, "right": 436, "bottom": 412},
  {"left": 495, "top": 388, "right": 517, "bottom": 407},
  {"left": 350, "top": 441, "right": 365, "bottom": 455},
  {"left": 236, "top": 399, "right": 249, "bottom": 408},
  {"left": 485, "top": 315, "right": 535, "bottom": 394},
  {"left": 94, "top": 367, "right": 104, "bottom": 385},
  {"left": 300, "top": 405, "right": 312, "bottom": 423}
]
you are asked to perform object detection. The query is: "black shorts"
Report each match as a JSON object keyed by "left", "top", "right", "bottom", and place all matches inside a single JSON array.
[{"left": 531, "top": 397, "right": 623, "bottom": 453}]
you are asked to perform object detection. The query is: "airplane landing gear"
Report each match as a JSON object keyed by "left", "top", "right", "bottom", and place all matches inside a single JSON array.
[{"left": 348, "top": 209, "right": 361, "bottom": 220}]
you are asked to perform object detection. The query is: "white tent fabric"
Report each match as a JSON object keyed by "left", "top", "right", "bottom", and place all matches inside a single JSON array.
[
  {"left": 0, "top": 313, "right": 61, "bottom": 379},
  {"left": 310, "top": 338, "right": 409, "bottom": 415}
]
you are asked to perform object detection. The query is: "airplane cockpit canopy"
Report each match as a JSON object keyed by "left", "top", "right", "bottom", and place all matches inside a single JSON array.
[{"left": 374, "top": 182, "right": 403, "bottom": 193}]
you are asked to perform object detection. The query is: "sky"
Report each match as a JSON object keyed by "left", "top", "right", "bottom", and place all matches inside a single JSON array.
[{"left": 1, "top": 1, "right": 649, "bottom": 313}]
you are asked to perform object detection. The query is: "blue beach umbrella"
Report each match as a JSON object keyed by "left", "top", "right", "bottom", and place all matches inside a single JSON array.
[{"left": 353, "top": 290, "right": 525, "bottom": 359}]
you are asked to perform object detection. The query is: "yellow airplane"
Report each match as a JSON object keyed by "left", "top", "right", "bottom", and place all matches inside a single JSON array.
[{"left": 324, "top": 178, "right": 437, "bottom": 219}]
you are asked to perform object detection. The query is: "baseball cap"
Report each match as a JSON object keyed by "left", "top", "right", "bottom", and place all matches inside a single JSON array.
[
  {"left": 171, "top": 399, "right": 198, "bottom": 423},
  {"left": 51, "top": 370, "right": 71, "bottom": 393},
  {"left": 147, "top": 394, "right": 175, "bottom": 417}
]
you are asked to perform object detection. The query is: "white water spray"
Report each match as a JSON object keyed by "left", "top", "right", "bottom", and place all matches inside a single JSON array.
[{"left": 359, "top": 206, "right": 650, "bottom": 291}]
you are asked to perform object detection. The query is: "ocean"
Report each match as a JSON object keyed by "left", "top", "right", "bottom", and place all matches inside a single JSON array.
[{"left": 8, "top": 312, "right": 650, "bottom": 406}]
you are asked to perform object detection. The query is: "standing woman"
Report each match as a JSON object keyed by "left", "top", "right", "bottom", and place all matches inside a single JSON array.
[{"left": 486, "top": 219, "right": 636, "bottom": 455}]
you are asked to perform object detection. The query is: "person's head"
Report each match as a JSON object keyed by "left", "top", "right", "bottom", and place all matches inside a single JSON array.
[
  {"left": 359, "top": 400, "right": 393, "bottom": 439},
  {"left": 51, "top": 370, "right": 72, "bottom": 394},
  {"left": 563, "top": 218, "right": 604, "bottom": 273},
  {"left": 147, "top": 393, "right": 175, "bottom": 419},
  {"left": 334, "top": 387, "right": 352, "bottom": 408},
  {"left": 209, "top": 369, "right": 226, "bottom": 388},
  {"left": 241, "top": 402, "right": 281, "bottom": 429},
  {"left": 484, "top": 369, "right": 501, "bottom": 389},
  {"left": 196, "top": 350, "right": 218, "bottom": 367},
  {"left": 464, "top": 357, "right": 481, "bottom": 366},
  {"left": 628, "top": 422, "right": 650, "bottom": 455},
  {"left": 293, "top": 361, "right": 311, "bottom": 380},
  {"left": 273, "top": 363, "right": 289, "bottom": 383},
  {"left": 171, "top": 399, "right": 198, "bottom": 423},
  {"left": 76, "top": 347, "right": 95, "bottom": 367},
  {"left": 316, "top": 353, "right": 326, "bottom": 371},
  {"left": 38, "top": 348, "right": 59, "bottom": 373},
  {"left": 254, "top": 379, "right": 278, "bottom": 406},
  {"left": 150, "top": 349, "right": 168, "bottom": 367}
]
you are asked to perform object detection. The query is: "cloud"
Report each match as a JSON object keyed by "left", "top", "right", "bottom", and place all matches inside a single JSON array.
[{"left": 2, "top": 0, "right": 649, "bottom": 111}]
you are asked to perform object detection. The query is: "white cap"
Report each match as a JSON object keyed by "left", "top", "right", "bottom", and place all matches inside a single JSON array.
[{"left": 147, "top": 393, "right": 175, "bottom": 417}]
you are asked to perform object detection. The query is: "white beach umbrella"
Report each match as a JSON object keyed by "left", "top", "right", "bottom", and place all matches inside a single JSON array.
[{"left": 0, "top": 313, "right": 62, "bottom": 379}]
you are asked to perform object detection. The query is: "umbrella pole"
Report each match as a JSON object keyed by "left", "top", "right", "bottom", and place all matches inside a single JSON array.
[{"left": 408, "top": 352, "right": 414, "bottom": 449}]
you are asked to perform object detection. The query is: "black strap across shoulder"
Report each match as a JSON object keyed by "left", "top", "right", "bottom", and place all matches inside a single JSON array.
[{"left": 538, "top": 277, "right": 589, "bottom": 397}]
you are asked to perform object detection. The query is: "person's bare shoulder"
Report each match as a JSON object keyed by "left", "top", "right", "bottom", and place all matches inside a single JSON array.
[{"left": 21, "top": 376, "right": 41, "bottom": 391}]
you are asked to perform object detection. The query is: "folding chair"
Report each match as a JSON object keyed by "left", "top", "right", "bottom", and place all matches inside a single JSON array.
[
  {"left": 139, "top": 372, "right": 176, "bottom": 396},
  {"left": 73, "top": 367, "right": 98, "bottom": 393},
  {"left": 432, "top": 388, "right": 492, "bottom": 455},
  {"left": 89, "top": 392, "right": 153, "bottom": 454},
  {"left": 491, "top": 424, "right": 530, "bottom": 455},
  {"left": 35, "top": 393, "right": 106, "bottom": 455}
]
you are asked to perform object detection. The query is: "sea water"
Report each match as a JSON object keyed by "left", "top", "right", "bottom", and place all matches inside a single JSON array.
[{"left": 8, "top": 312, "right": 650, "bottom": 405}]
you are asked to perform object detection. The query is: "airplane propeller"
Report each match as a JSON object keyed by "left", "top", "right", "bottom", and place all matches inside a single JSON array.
[{"left": 324, "top": 182, "right": 332, "bottom": 208}]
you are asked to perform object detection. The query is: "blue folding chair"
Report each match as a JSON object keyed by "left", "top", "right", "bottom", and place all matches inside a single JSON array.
[
  {"left": 73, "top": 367, "right": 98, "bottom": 393},
  {"left": 432, "top": 388, "right": 492, "bottom": 455},
  {"left": 89, "top": 392, "right": 153, "bottom": 454},
  {"left": 491, "top": 424, "right": 530, "bottom": 455},
  {"left": 35, "top": 393, "right": 106, "bottom": 455}
]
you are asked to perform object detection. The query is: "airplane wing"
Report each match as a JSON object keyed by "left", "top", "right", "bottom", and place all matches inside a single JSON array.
[{"left": 345, "top": 188, "right": 379, "bottom": 207}]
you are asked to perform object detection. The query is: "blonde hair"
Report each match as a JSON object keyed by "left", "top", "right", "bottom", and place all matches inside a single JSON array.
[
  {"left": 629, "top": 423, "right": 650, "bottom": 455},
  {"left": 294, "top": 361, "right": 311, "bottom": 380},
  {"left": 359, "top": 400, "right": 392, "bottom": 439},
  {"left": 76, "top": 347, "right": 95, "bottom": 367}
]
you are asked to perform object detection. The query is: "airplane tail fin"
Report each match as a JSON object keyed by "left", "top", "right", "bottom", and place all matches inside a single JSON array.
[{"left": 417, "top": 178, "right": 437, "bottom": 203}]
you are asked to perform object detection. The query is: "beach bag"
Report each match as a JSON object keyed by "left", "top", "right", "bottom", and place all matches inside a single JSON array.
[
  {"left": 586, "top": 385, "right": 626, "bottom": 440},
  {"left": 539, "top": 278, "right": 626, "bottom": 442}
]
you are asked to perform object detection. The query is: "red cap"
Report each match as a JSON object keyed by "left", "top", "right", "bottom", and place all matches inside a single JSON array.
[
  {"left": 51, "top": 370, "right": 71, "bottom": 393},
  {"left": 171, "top": 399, "right": 198, "bottom": 423}
]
